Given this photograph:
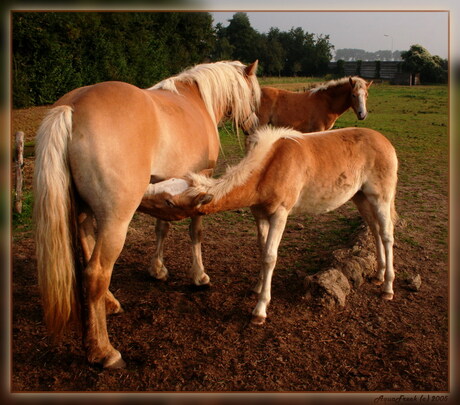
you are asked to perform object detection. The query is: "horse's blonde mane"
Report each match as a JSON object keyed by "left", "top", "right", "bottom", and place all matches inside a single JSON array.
[
  {"left": 186, "top": 126, "right": 303, "bottom": 200},
  {"left": 309, "top": 76, "right": 367, "bottom": 93},
  {"left": 149, "top": 61, "right": 261, "bottom": 129}
]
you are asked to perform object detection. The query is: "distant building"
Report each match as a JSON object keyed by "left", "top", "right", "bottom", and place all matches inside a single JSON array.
[{"left": 328, "top": 61, "right": 419, "bottom": 85}]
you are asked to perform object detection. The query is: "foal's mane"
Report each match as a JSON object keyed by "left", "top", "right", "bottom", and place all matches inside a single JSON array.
[
  {"left": 186, "top": 126, "right": 303, "bottom": 200},
  {"left": 149, "top": 61, "right": 261, "bottom": 129},
  {"left": 309, "top": 76, "right": 367, "bottom": 94}
]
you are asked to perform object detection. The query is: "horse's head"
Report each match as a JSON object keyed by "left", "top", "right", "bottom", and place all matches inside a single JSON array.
[
  {"left": 349, "top": 77, "right": 372, "bottom": 120},
  {"left": 141, "top": 177, "right": 214, "bottom": 221}
]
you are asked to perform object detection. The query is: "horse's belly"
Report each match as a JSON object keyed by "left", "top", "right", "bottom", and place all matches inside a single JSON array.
[{"left": 291, "top": 186, "right": 359, "bottom": 215}]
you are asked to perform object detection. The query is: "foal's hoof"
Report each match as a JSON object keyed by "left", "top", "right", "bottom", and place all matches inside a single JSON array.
[
  {"left": 251, "top": 315, "right": 266, "bottom": 325},
  {"left": 103, "top": 351, "right": 126, "bottom": 369},
  {"left": 381, "top": 292, "right": 394, "bottom": 301},
  {"left": 371, "top": 277, "right": 384, "bottom": 286},
  {"left": 195, "top": 273, "right": 210, "bottom": 286}
]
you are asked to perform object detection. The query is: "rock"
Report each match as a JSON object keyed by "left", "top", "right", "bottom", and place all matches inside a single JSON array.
[
  {"left": 406, "top": 274, "right": 422, "bottom": 291},
  {"left": 304, "top": 268, "right": 351, "bottom": 308}
]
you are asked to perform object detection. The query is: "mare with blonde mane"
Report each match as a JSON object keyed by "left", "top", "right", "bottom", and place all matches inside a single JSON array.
[
  {"left": 142, "top": 126, "right": 398, "bottom": 325},
  {"left": 34, "top": 60, "right": 260, "bottom": 368},
  {"left": 257, "top": 76, "right": 372, "bottom": 132}
]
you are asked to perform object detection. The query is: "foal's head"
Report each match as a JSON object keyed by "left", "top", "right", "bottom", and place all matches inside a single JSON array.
[
  {"left": 143, "top": 177, "right": 214, "bottom": 221},
  {"left": 349, "top": 77, "right": 372, "bottom": 120}
]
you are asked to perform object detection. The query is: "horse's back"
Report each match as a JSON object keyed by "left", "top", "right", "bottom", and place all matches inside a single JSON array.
[{"left": 258, "top": 86, "right": 315, "bottom": 130}]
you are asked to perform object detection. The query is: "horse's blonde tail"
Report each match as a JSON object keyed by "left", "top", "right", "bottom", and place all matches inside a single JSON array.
[{"left": 33, "top": 105, "right": 79, "bottom": 336}]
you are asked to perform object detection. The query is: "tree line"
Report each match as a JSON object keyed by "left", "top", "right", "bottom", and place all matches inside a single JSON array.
[
  {"left": 12, "top": 11, "right": 334, "bottom": 108},
  {"left": 12, "top": 12, "right": 447, "bottom": 108}
]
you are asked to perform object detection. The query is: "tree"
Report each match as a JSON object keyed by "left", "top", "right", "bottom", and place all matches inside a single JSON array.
[
  {"left": 12, "top": 12, "right": 216, "bottom": 108},
  {"left": 401, "top": 44, "right": 447, "bottom": 83},
  {"left": 221, "top": 12, "right": 260, "bottom": 63}
]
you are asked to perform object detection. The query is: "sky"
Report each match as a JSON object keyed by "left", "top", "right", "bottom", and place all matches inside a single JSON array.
[{"left": 211, "top": 11, "right": 449, "bottom": 59}]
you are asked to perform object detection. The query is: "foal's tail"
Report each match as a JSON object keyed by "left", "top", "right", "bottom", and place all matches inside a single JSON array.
[
  {"left": 391, "top": 196, "right": 399, "bottom": 226},
  {"left": 33, "top": 105, "right": 80, "bottom": 336}
]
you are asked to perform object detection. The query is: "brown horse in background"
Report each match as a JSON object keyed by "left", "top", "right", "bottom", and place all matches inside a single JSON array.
[
  {"left": 257, "top": 76, "right": 372, "bottom": 132},
  {"left": 34, "top": 61, "right": 260, "bottom": 368},
  {"left": 141, "top": 126, "right": 398, "bottom": 325}
]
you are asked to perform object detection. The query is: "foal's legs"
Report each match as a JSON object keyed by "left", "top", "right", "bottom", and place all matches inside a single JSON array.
[
  {"left": 83, "top": 217, "right": 131, "bottom": 369},
  {"left": 251, "top": 207, "right": 289, "bottom": 325},
  {"left": 149, "top": 219, "right": 170, "bottom": 280},
  {"left": 79, "top": 210, "right": 123, "bottom": 315},
  {"left": 352, "top": 192, "right": 386, "bottom": 284},
  {"left": 188, "top": 216, "right": 210, "bottom": 285}
]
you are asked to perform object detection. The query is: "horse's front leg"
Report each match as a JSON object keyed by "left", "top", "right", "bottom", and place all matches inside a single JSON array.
[
  {"left": 188, "top": 216, "right": 210, "bottom": 286},
  {"left": 149, "top": 219, "right": 170, "bottom": 280},
  {"left": 251, "top": 207, "right": 289, "bottom": 325}
]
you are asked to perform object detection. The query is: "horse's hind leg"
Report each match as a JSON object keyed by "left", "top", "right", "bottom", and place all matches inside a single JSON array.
[
  {"left": 352, "top": 192, "right": 386, "bottom": 285},
  {"left": 251, "top": 209, "right": 270, "bottom": 295},
  {"left": 149, "top": 219, "right": 170, "bottom": 280},
  {"left": 189, "top": 216, "right": 210, "bottom": 286},
  {"left": 365, "top": 194, "right": 395, "bottom": 300},
  {"left": 79, "top": 209, "right": 123, "bottom": 315},
  {"left": 83, "top": 217, "right": 131, "bottom": 368}
]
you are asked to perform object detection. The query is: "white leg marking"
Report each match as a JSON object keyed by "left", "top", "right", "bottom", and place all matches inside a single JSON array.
[{"left": 252, "top": 207, "right": 289, "bottom": 324}]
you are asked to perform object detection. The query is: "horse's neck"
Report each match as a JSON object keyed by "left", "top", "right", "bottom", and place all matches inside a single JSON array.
[
  {"left": 173, "top": 82, "right": 225, "bottom": 124},
  {"left": 200, "top": 179, "right": 257, "bottom": 215},
  {"left": 324, "top": 84, "right": 351, "bottom": 115}
]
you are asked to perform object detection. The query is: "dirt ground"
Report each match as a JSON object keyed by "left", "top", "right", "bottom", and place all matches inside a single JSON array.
[{"left": 10, "top": 107, "right": 450, "bottom": 394}]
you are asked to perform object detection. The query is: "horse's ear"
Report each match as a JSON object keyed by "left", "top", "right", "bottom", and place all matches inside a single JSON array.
[
  {"left": 245, "top": 60, "right": 259, "bottom": 76},
  {"left": 367, "top": 80, "right": 374, "bottom": 88},
  {"left": 193, "top": 193, "right": 213, "bottom": 207},
  {"left": 349, "top": 77, "right": 354, "bottom": 87}
]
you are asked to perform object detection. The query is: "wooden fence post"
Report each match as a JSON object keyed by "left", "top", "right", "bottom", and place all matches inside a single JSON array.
[{"left": 14, "top": 131, "right": 24, "bottom": 214}]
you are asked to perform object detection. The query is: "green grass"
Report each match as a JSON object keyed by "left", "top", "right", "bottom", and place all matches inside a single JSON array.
[{"left": 12, "top": 191, "right": 34, "bottom": 236}]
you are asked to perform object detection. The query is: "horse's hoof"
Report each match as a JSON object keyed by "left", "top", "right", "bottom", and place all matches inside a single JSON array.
[
  {"left": 106, "top": 304, "right": 124, "bottom": 315},
  {"left": 371, "top": 277, "right": 384, "bottom": 286},
  {"left": 251, "top": 315, "right": 266, "bottom": 325},
  {"left": 381, "top": 292, "right": 394, "bottom": 301},
  {"left": 103, "top": 351, "right": 126, "bottom": 369},
  {"left": 149, "top": 265, "right": 168, "bottom": 281},
  {"left": 195, "top": 273, "right": 210, "bottom": 286}
]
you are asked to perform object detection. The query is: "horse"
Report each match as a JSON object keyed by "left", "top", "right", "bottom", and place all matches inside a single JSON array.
[
  {"left": 33, "top": 60, "right": 261, "bottom": 368},
  {"left": 256, "top": 77, "right": 372, "bottom": 133},
  {"left": 141, "top": 126, "right": 398, "bottom": 325}
]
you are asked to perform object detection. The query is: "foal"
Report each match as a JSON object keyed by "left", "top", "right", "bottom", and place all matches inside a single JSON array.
[
  {"left": 141, "top": 126, "right": 398, "bottom": 324},
  {"left": 257, "top": 77, "right": 372, "bottom": 132}
]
